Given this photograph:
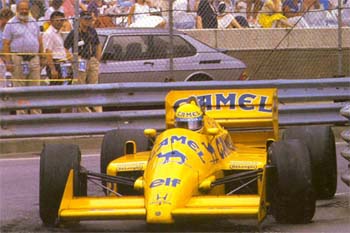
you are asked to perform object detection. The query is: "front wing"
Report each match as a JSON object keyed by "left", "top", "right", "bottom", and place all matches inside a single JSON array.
[{"left": 59, "top": 171, "right": 265, "bottom": 222}]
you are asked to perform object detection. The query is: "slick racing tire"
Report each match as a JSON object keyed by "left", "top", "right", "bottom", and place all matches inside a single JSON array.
[
  {"left": 283, "top": 125, "right": 337, "bottom": 199},
  {"left": 39, "top": 144, "right": 86, "bottom": 226},
  {"left": 100, "top": 129, "right": 148, "bottom": 194},
  {"left": 269, "top": 139, "right": 316, "bottom": 224}
]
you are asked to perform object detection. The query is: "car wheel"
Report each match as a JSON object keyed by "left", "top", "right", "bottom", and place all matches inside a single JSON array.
[
  {"left": 100, "top": 129, "right": 148, "bottom": 194},
  {"left": 283, "top": 126, "right": 337, "bottom": 199},
  {"left": 269, "top": 139, "right": 316, "bottom": 224},
  {"left": 187, "top": 74, "right": 212, "bottom": 81},
  {"left": 39, "top": 144, "right": 85, "bottom": 226}
]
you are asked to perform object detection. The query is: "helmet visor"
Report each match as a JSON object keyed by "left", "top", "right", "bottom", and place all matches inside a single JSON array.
[{"left": 175, "top": 119, "right": 203, "bottom": 131}]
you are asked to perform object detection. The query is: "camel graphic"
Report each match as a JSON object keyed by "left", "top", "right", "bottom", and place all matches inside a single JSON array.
[{"left": 157, "top": 150, "right": 187, "bottom": 164}]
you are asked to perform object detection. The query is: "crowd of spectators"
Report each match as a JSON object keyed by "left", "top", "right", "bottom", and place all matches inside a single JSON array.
[
  {"left": 0, "top": 0, "right": 349, "bottom": 114},
  {"left": 1, "top": 0, "right": 347, "bottom": 30},
  {"left": 1, "top": 0, "right": 349, "bottom": 33}
]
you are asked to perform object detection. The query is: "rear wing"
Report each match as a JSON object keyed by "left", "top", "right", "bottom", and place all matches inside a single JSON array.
[{"left": 165, "top": 89, "right": 279, "bottom": 143}]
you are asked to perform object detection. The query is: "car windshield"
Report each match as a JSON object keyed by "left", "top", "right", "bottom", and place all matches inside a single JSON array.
[
  {"left": 102, "top": 35, "right": 196, "bottom": 61},
  {"left": 98, "top": 35, "right": 108, "bottom": 47}
]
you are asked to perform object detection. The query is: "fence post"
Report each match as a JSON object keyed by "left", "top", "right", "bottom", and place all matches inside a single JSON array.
[
  {"left": 73, "top": 0, "right": 80, "bottom": 84},
  {"left": 168, "top": 0, "right": 174, "bottom": 81},
  {"left": 337, "top": 0, "right": 343, "bottom": 77}
]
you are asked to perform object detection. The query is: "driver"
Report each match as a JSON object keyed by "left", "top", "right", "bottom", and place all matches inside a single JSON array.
[{"left": 175, "top": 101, "right": 203, "bottom": 131}]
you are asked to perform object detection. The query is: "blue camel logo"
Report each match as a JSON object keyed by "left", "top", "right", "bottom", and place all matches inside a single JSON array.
[{"left": 157, "top": 150, "right": 187, "bottom": 164}]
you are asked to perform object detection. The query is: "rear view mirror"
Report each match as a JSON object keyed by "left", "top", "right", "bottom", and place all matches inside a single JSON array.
[
  {"left": 207, "top": 128, "right": 219, "bottom": 136},
  {"left": 144, "top": 128, "right": 157, "bottom": 138}
]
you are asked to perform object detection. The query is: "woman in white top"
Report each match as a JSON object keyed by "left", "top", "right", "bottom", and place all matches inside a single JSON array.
[
  {"left": 128, "top": 0, "right": 166, "bottom": 28},
  {"left": 217, "top": 1, "right": 242, "bottom": 28}
]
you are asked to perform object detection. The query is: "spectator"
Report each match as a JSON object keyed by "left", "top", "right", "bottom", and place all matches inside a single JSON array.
[
  {"left": 303, "top": 0, "right": 320, "bottom": 10},
  {"left": 43, "top": 11, "right": 72, "bottom": 85},
  {"left": 0, "top": 8, "right": 14, "bottom": 81},
  {"left": 246, "top": 0, "right": 263, "bottom": 26},
  {"left": 87, "top": 0, "right": 115, "bottom": 28},
  {"left": 197, "top": 0, "right": 217, "bottom": 28},
  {"left": 258, "top": 0, "right": 293, "bottom": 28},
  {"left": 62, "top": 0, "right": 75, "bottom": 17},
  {"left": 127, "top": 0, "right": 166, "bottom": 28},
  {"left": 44, "top": 0, "right": 64, "bottom": 21},
  {"left": 62, "top": 0, "right": 90, "bottom": 18},
  {"left": 0, "top": 8, "right": 15, "bottom": 52},
  {"left": 282, "top": 0, "right": 310, "bottom": 27},
  {"left": 217, "top": 1, "right": 243, "bottom": 28},
  {"left": 64, "top": 11, "right": 102, "bottom": 112},
  {"left": 217, "top": 1, "right": 249, "bottom": 28},
  {"left": 43, "top": 0, "right": 64, "bottom": 30},
  {"left": 282, "top": 0, "right": 304, "bottom": 18},
  {"left": 173, "top": 0, "right": 196, "bottom": 29},
  {"left": 2, "top": 0, "right": 43, "bottom": 114},
  {"left": 234, "top": 0, "right": 249, "bottom": 18},
  {"left": 30, "top": 0, "right": 46, "bottom": 31},
  {"left": 80, "top": 0, "right": 91, "bottom": 11}
]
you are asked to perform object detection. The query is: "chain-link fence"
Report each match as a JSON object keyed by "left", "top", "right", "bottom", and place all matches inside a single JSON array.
[{"left": 0, "top": 0, "right": 349, "bottom": 85}]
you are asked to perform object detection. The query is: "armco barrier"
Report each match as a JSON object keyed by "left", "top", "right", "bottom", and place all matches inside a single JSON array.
[{"left": 0, "top": 78, "right": 349, "bottom": 138}]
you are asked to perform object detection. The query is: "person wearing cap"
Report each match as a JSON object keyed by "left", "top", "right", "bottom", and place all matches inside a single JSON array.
[{"left": 64, "top": 11, "right": 102, "bottom": 113}]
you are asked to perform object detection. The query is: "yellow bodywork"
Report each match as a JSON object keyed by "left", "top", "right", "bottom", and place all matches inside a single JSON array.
[{"left": 58, "top": 89, "right": 278, "bottom": 224}]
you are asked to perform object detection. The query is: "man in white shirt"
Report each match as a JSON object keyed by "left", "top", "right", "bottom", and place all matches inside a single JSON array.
[{"left": 43, "top": 11, "right": 72, "bottom": 85}]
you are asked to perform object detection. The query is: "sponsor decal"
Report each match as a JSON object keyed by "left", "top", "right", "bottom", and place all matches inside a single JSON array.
[
  {"left": 150, "top": 178, "right": 181, "bottom": 188},
  {"left": 174, "top": 93, "right": 272, "bottom": 112},
  {"left": 155, "top": 136, "right": 206, "bottom": 163},
  {"left": 229, "top": 161, "right": 259, "bottom": 169},
  {"left": 116, "top": 162, "right": 146, "bottom": 171},
  {"left": 157, "top": 150, "right": 187, "bottom": 164},
  {"left": 150, "top": 193, "right": 171, "bottom": 205}
]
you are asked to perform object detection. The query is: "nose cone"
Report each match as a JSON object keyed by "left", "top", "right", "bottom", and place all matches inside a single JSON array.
[
  {"left": 145, "top": 160, "right": 197, "bottom": 223},
  {"left": 143, "top": 129, "right": 209, "bottom": 223}
]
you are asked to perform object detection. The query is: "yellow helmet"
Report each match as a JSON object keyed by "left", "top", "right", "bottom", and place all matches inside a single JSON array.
[{"left": 175, "top": 102, "right": 203, "bottom": 131}]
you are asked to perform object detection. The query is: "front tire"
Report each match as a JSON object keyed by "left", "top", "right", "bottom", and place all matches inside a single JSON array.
[
  {"left": 100, "top": 129, "right": 148, "bottom": 194},
  {"left": 39, "top": 144, "right": 86, "bottom": 226},
  {"left": 269, "top": 139, "right": 316, "bottom": 224}
]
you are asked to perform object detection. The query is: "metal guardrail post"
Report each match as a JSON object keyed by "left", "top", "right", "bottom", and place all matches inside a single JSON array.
[{"left": 340, "top": 104, "right": 350, "bottom": 186}]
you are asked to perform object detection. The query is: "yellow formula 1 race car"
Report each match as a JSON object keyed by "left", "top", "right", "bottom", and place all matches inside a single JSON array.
[{"left": 39, "top": 89, "right": 337, "bottom": 227}]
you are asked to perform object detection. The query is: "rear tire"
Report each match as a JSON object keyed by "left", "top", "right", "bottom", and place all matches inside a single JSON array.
[
  {"left": 100, "top": 129, "right": 148, "bottom": 194},
  {"left": 283, "top": 126, "right": 337, "bottom": 199},
  {"left": 39, "top": 144, "right": 86, "bottom": 226},
  {"left": 269, "top": 140, "right": 316, "bottom": 224}
]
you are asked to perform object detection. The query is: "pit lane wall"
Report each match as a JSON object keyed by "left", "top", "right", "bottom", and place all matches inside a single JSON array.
[{"left": 185, "top": 28, "right": 350, "bottom": 80}]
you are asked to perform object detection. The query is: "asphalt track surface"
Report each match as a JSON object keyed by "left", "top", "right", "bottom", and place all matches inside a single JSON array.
[{"left": 0, "top": 143, "right": 349, "bottom": 232}]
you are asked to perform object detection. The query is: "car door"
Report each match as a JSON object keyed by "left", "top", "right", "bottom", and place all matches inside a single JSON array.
[{"left": 99, "top": 35, "right": 169, "bottom": 83}]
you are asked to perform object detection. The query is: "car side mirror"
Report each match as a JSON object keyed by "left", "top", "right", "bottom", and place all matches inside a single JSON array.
[
  {"left": 207, "top": 127, "right": 219, "bottom": 136},
  {"left": 144, "top": 128, "right": 157, "bottom": 138}
]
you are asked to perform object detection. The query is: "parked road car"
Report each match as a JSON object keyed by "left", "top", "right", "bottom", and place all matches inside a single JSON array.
[
  {"left": 97, "top": 28, "right": 247, "bottom": 83},
  {"left": 39, "top": 88, "right": 337, "bottom": 227}
]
